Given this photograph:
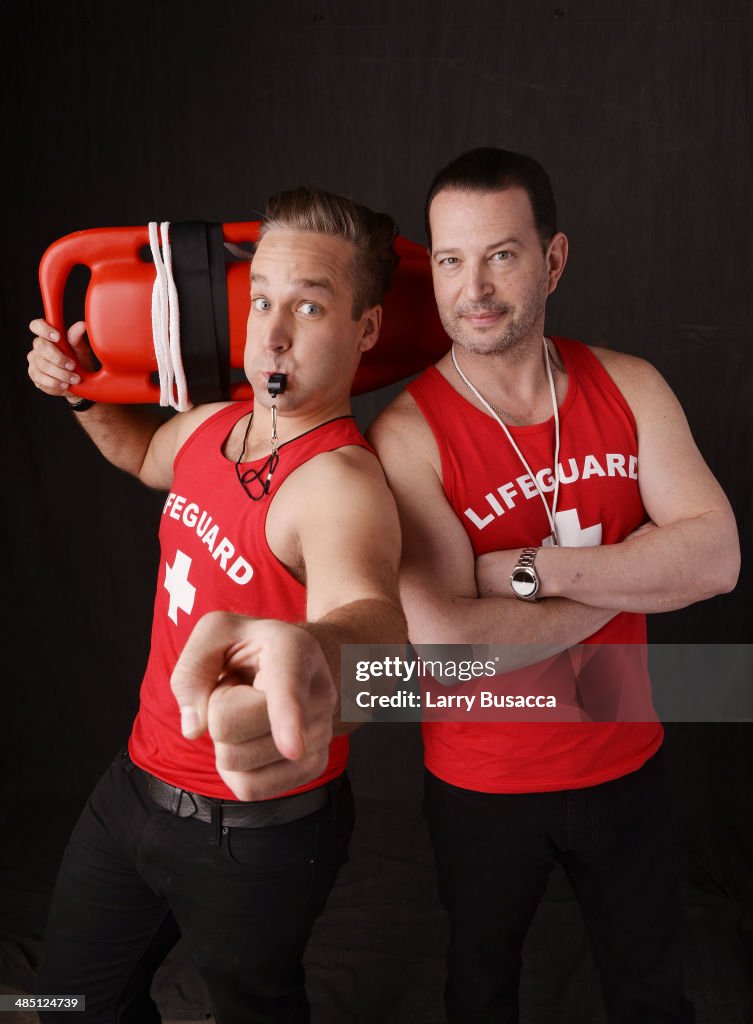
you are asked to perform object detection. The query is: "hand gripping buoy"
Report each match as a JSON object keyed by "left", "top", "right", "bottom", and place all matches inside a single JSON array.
[{"left": 39, "top": 221, "right": 449, "bottom": 404}]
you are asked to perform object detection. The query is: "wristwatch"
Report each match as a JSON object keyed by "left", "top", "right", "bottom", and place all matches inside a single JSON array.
[
  {"left": 65, "top": 396, "right": 96, "bottom": 412},
  {"left": 510, "top": 547, "right": 541, "bottom": 601}
]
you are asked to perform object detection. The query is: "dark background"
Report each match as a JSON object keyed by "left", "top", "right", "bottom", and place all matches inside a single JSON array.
[{"left": 1, "top": 1, "right": 751, "bottom": 1021}]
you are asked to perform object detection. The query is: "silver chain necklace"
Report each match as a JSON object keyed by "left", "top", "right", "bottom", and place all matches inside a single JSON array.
[{"left": 455, "top": 380, "right": 524, "bottom": 426}]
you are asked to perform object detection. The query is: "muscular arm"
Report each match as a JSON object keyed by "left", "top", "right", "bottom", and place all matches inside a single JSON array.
[
  {"left": 27, "top": 319, "right": 223, "bottom": 489},
  {"left": 367, "top": 393, "right": 615, "bottom": 656},
  {"left": 476, "top": 351, "right": 740, "bottom": 613},
  {"left": 277, "top": 445, "right": 407, "bottom": 727}
]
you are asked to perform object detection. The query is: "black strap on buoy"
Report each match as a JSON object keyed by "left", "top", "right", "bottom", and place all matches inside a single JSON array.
[{"left": 169, "top": 221, "right": 232, "bottom": 404}]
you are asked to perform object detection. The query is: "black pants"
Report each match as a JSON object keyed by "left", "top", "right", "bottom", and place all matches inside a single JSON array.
[
  {"left": 37, "top": 751, "right": 354, "bottom": 1024},
  {"left": 424, "top": 750, "right": 695, "bottom": 1024}
]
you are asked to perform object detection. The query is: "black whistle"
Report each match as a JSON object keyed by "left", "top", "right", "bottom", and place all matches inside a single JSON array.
[{"left": 267, "top": 373, "right": 287, "bottom": 397}]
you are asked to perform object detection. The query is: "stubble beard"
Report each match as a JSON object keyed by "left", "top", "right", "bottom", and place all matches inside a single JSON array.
[{"left": 439, "top": 283, "right": 549, "bottom": 359}]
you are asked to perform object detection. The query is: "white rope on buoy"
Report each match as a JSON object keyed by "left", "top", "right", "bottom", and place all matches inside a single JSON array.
[
  {"left": 160, "top": 223, "right": 190, "bottom": 411},
  {"left": 149, "top": 221, "right": 172, "bottom": 407},
  {"left": 148, "top": 221, "right": 191, "bottom": 411}
]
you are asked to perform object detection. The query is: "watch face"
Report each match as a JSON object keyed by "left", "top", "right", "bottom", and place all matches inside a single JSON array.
[{"left": 511, "top": 567, "right": 538, "bottom": 599}]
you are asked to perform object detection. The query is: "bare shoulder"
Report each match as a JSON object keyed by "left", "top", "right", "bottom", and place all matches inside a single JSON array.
[
  {"left": 367, "top": 385, "right": 440, "bottom": 472},
  {"left": 369, "top": 386, "right": 431, "bottom": 441},
  {"left": 587, "top": 344, "right": 677, "bottom": 417},
  {"left": 291, "top": 444, "right": 392, "bottom": 498},
  {"left": 270, "top": 445, "right": 397, "bottom": 539},
  {"left": 141, "top": 401, "right": 235, "bottom": 488},
  {"left": 173, "top": 401, "right": 235, "bottom": 447},
  {"left": 267, "top": 442, "right": 401, "bottom": 580}
]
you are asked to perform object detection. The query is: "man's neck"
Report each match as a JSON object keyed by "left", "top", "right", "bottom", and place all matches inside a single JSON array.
[
  {"left": 245, "top": 398, "right": 352, "bottom": 456},
  {"left": 440, "top": 333, "right": 567, "bottom": 426}
]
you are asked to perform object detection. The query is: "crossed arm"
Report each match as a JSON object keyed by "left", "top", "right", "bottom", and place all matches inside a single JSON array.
[
  {"left": 474, "top": 351, "right": 740, "bottom": 613},
  {"left": 367, "top": 391, "right": 617, "bottom": 660},
  {"left": 367, "top": 350, "right": 739, "bottom": 656}
]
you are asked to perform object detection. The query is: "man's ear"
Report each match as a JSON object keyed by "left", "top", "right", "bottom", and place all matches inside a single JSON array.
[
  {"left": 546, "top": 232, "right": 568, "bottom": 296},
  {"left": 358, "top": 305, "right": 382, "bottom": 353}
]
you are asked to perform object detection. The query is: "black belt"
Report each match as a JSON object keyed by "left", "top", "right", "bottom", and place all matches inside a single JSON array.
[{"left": 128, "top": 755, "right": 331, "bottom": 829}]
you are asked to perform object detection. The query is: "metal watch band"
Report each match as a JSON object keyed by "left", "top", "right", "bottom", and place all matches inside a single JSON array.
[{"left": 517, "top": 547, "right": 538, "bottom": 571}]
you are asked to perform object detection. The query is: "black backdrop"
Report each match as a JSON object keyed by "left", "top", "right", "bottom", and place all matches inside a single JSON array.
[{"left": 2, "top": 2, "right": 751, "bottom": 1022}]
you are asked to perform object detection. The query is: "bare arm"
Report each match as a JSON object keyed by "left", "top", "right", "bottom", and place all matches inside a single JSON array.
[
  {"left": 367, "top": 393, "right": 615, "bottom": 656},
  {"left": 291, "top": 446, "right": 408, "bottom": 728},
  {"left": 476, "top": 351, "right": 740, "bottom": 612},
  {"left": 27, "top": 318, "right": 223, "bottom": 489}
]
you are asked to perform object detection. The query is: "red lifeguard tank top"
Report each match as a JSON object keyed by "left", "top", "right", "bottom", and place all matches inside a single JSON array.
[
  {"left": 407, "top": 337, "right": 663, "bottom": 793},
  {"left": 129, "top": 403, "right": 370, "bottom": 799}
]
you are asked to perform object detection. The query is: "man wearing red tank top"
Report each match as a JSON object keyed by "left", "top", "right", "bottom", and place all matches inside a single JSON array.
[
  {"left": 26, "top": 189, "right": 407, "bottom": 1023},
  {"left": 369, "top": 149, "right": 740, "bottom": 1023}
]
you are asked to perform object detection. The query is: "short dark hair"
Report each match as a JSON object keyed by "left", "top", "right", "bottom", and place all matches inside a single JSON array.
[
  {"left": 259, "top": 187, "right": 399, "bottom": 318},
  {"left": 424, "top": 147, "right": 557, "bottom": 249}
]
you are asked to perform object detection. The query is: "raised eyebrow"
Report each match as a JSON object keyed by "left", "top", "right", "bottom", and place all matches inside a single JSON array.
[
  {"left": 293, "top": 278, "right": 333, "bottom": 294},
  {"left": 486, "top": 237, "right": 521, "bottom": 250},
  {"left": 249, "top": 272, "right": 332, "bottom": 294}
]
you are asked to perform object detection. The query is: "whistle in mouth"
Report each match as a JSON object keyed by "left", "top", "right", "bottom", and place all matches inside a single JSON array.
[{"left": 267, "top": 373, "right": 287, "bottom": 397}]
